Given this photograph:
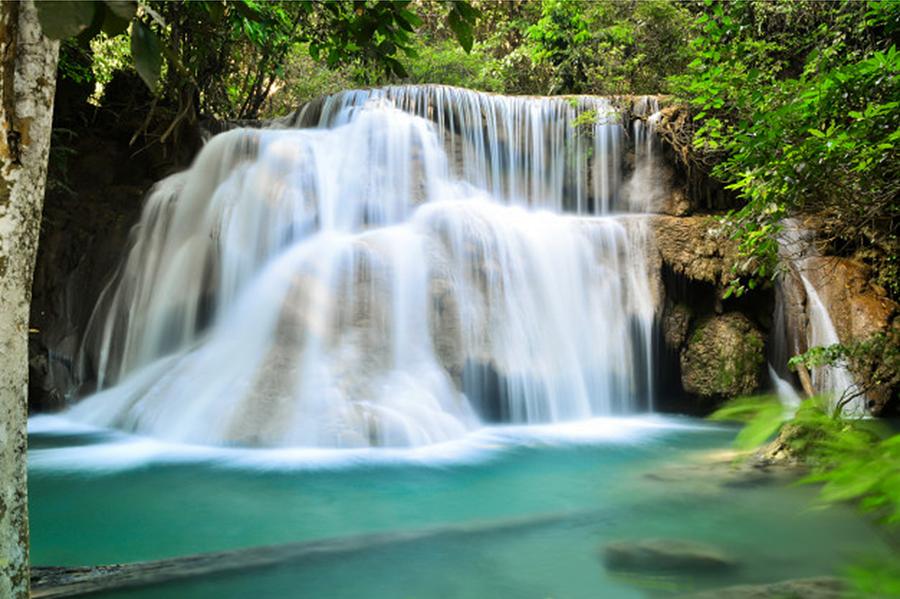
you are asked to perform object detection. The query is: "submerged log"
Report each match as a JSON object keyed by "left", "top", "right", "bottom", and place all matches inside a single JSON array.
[{"left": 31, "top": 510, "right": 586, "bottom": 598}]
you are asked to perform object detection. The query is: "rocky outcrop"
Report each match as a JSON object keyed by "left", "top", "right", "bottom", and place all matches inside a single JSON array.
[
  {"left": 647, "top": 214, "right": 772, "bottom": 412},
  {"left": 680, "top": 313, "right": 765, "bottom": 399},
  {"left": 650, "top": 215, "right": 741, "bottom": 289}
]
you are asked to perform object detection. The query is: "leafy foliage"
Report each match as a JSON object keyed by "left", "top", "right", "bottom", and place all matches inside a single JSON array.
[
  {"left": 526, "top": 0, "right": 694, "bottom": 95},
  {"left": 39, "top": 0, "right": 480, "bottom": 120},
  {"left": 671, "top": 0, "right": 900, "bottom": 299},
  {"left": 708, "top": 395, "right": 787, "bottom": 450},
  {"left": 714, "top": 393, "right": 900, "bottom": 525}
]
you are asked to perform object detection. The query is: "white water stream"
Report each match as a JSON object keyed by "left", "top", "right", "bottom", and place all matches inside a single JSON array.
[
  {"left": 774, "top": 221, "right": 863, "bottom": 414},
  {"left": 72, "top": 86, "right": 666, "bottom": 447}
]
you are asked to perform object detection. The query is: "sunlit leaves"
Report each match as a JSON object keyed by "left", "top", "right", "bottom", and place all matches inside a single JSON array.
[
  {"left": 42, "top": 0, "right": 480, "bottom": 103},
  {"left": 305, "top": 1, "right": 477, "bottom": 79},
  {"left": 526, "top": 0, "right": 693, "bottom": 95}
]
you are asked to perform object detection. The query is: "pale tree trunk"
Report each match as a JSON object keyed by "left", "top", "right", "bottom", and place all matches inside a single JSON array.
[{"left": 0, "top": 1, "right": 59, "bottom": 597}]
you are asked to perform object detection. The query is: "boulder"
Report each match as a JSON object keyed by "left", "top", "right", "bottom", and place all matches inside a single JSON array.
[
  {"left": 660, "top": 188, "right": 693, "bottom": 217},
  {"left": 680, "top": 313, "right": 765, "bottom": 398},
  {"left": 602, "top": 538, "right": 738, "bottom": 574}
]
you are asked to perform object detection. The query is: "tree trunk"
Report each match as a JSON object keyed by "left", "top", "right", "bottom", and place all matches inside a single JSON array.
[{"left": 0, "top": 1, "right": 58, "bottom": 597}]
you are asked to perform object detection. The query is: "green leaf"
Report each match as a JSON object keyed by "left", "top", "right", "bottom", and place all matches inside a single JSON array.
[
  {"left": 386, "top": 57, "right": 408, "bottom": 78},
  {"left": 448, "top": 11, "right": 474, "bottom": 53},
  {"left": 397, "top": 8, "right": 422, "bottom": 28},
  {"left": 130, "top": 21, "right": 163, "bottom": 91},
  {"left": 103, "top": 0, "right": 137, "bottom": 20},
  {"left": 234, "top": 0, "right": 262, "bottom": 22},
  {"left": 452, "top": 1, "right": 480, "bottom": 22},
  {"left": 709, "top": 396, "right": 788, "bottom": 451},
  {"left": 36, "top": 0, "right": 96, "bottom": 40}
]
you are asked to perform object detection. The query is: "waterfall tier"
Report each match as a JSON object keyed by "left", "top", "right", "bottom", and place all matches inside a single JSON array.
[{"left": 73, "top": 86, "right": 665, "bottom": 447}]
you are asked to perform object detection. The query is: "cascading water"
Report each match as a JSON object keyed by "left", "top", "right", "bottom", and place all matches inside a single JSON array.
[
  {"left": 72, "top": 85, "right": 666, "bottom": 447},
  {"left": 773, "top": 220, "right": 863, "bottom": 414}
]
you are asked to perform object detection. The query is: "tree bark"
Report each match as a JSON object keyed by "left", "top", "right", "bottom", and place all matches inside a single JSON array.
[{"left": 0, "top": 1, "right": 58, "bottom": 597}]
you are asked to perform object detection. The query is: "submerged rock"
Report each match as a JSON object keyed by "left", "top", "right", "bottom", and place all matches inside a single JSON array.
[
  {"left": 683, "top": 576, "right": 844, "bottom": 598},
  {"left": 642, "top": 451, "right": 802, "bottom": 492},
  {"left": 602, "top": 538, "right": 738, "bottom": 574},
  {"left": 680, "top": 313, "right": 765, "bottom": 399}
]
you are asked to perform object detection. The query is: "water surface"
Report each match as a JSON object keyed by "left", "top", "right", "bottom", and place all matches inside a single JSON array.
[{"left": 28, "top": 416, "right": 886, "bottom": 598}]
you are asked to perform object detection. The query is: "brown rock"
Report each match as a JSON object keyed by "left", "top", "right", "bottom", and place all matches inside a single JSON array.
[
  {"left": 650, "top": 215, "right": 742, "bottom": 288},
  {"left": 803, "top": 256, "right": 898, "bottom": 344},
  {"left": 799, "top": 256, "right": 899, "bottom": 413},
  {"left": 680, "top": 313, "right": 765, "bottom": 398},
  {"left": 663, "top": 301, "right": 692, "bottom": 349}
]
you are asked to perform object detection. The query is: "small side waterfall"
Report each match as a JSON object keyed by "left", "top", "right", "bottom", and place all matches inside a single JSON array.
[
  {"left": 775, "top": 221, "right": 863, "bottom": 414},
  {"left": 73, "top": 85, "right": 667, "bottom": 447}
]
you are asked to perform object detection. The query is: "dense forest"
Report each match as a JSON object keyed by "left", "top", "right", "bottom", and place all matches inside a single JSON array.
[{"left": 0, "top": 1, "right": 898, "bottom": 598}]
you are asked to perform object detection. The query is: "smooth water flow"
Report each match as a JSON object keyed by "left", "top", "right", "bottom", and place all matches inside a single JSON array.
[
  {"left": 775, "top": 221, "right": 862, "bottom": 414},
  {"left": 73, "top": 86, "right": 665, "bottom": 447}
]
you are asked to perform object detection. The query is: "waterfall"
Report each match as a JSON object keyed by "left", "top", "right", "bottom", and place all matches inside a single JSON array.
[
  {"left": 775, "top": 220, "right": 863, "bottom": 415},
  {"left": 797, "top": 274, "right": 861, "bottom": 413},
  {"left": 768, "top": 365, "right": 801, "bottom": 411},
  {"left": 73, "top": 85, "right": 666, "bottom": 447}
]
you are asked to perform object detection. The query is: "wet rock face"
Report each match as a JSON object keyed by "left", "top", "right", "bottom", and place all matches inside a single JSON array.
[
  {"left": 663, "top": 301, "right": 692, "bottom": 348},
  {"left": 803, "top": 256, "right": 898, "bottom": 345},
  {"left": 602, "top": 538, "right": 738, "bottom": 574},
  {"left": 680, "top": 313, "right": 765, "bottom": 399}
]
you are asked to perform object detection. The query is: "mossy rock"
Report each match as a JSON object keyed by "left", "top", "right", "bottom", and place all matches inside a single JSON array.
[{"left": 680, "top": 313, "right": 765, "bottom": 398}]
